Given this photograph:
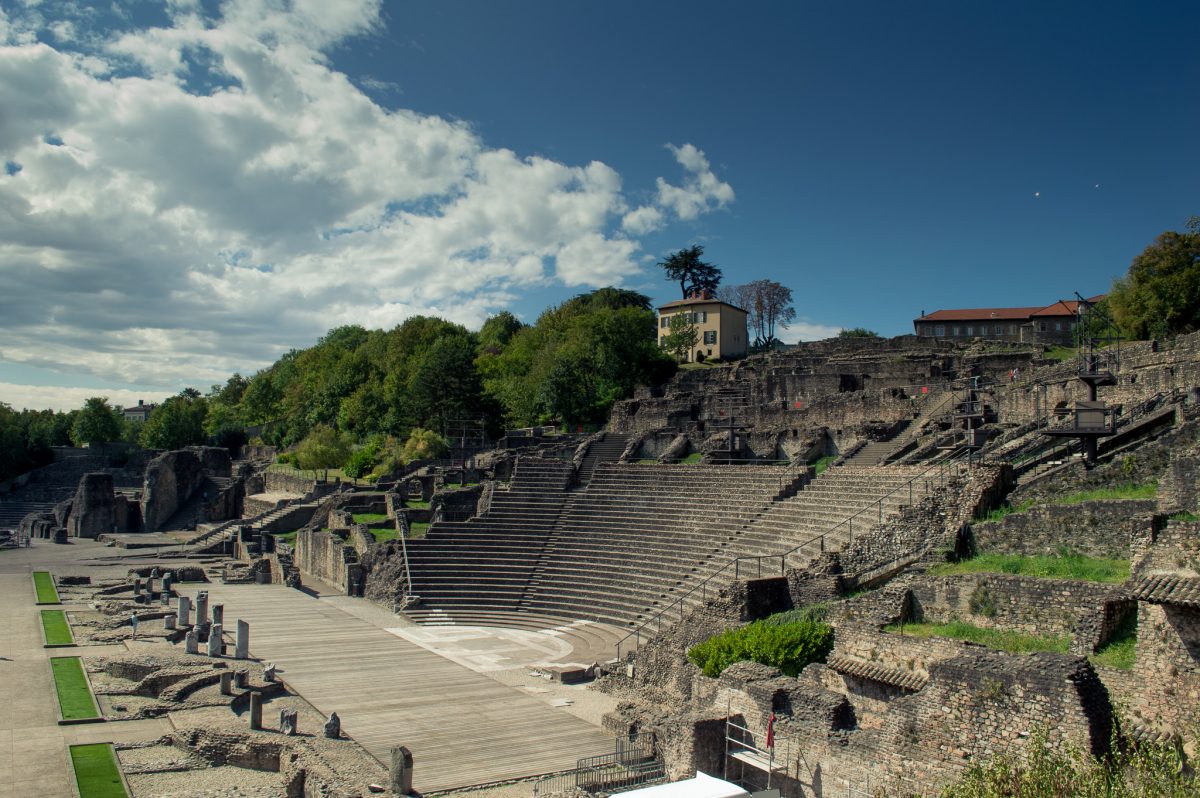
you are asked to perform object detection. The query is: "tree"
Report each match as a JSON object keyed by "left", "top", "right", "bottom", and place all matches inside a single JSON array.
[
  {"left": 658, "top": 245, "right": 722, "bottom": 298},
  {"left": 838, "top": 327, "right": 880, "bottom": 338},
  {"left": 71, "top": 397, "right": 123, "bottom": 447},
  {"left": 1107, "top": 227, "right": 1200, "bottom": 339},
  {"left": 139, "top": 391, "right": 208, "bottom": 450},
  {"left": 399, "top": 428, "right": 448, "bottom": 464},
  {"left": 721, "top": 280, "right": 796, "bottom": 348},
  {"left": 294, "top": 424, "right": 352, "bottom": 480},
  {"left": 661, "top": 311, "right": 700, "bottom": 362}
]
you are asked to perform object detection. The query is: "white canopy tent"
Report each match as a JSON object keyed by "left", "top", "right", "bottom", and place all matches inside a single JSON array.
[{"left": 613, "top": 771, "right": 750, "bottom": 798}]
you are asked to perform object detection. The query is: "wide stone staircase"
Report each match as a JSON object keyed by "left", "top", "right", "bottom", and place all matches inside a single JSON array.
[
  {"left": 575, "top": 432, "right": 629, "bottom": 486},
  {"left": 402, "top": 457, "right": 944, "bottom": 633}
]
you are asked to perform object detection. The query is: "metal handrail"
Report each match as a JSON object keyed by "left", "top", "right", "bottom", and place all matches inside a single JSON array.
[{"left": 612, "top": 450, "right": 971, "bottom": 662}]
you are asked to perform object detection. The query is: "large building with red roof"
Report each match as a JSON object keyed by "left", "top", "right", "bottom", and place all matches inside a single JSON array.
[{"left": 913, "top": 296, "right": 1104, "bottom": 345}]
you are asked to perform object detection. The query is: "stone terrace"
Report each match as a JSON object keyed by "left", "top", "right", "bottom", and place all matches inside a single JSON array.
[{"left": 403, "top": 459, "right": 937, "bottom": 636}]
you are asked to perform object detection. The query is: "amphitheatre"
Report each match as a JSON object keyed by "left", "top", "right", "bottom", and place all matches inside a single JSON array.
[{"left": 3, "top": 328, "right": 1200, "bottom": 797}]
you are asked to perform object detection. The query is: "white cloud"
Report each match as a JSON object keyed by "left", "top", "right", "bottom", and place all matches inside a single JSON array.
[
  {"left": 654, "top": 143, "right": 735, "bottom": 221},
  {"left": 622, "top": 205, "right": 664, "bottom": 235},
  {"left": 788, "top": 321, "right": 845, "bottom": 342},
  {"left": 0, "top": 1, "right": 735, "bottom": 407},
  {"left": 0, "top": 382, "right": 171, "bottom": 413}
]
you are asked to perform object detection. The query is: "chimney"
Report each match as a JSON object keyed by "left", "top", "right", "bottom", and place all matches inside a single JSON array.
[{"left": 138, "top": 399, "right": 143, "bottom": 406}]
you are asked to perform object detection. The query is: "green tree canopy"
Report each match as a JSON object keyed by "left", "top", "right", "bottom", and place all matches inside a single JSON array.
[
  {"left": 658, "top": 245, "right": 722, "bottom": 298},
  {"left": 660, "top": 311, "right": 699, "bottom": 362},
  {"left": 1107, "top": 227, "right": 1200, "bottom": 339},
  {"left": 399, "top": 427, "right": 449, "bottom": 464},
  {"left": 71, "top": 397, "right": 123, "bottom": 447},
  {"left": 837, "top": 327, "right": 880, "bottom": 339},
  {"left": 294, "top": 424, "right": 352, "bottom": 479},
  {"left": 139, "top": 391, "right": 208, "bottom": 450}
]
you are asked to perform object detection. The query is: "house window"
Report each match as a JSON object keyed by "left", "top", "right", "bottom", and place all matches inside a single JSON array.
[
  {"left": 966, "top": 326, "right": 974, "bottom": 336},
  {"left": 703, "top": 330, "right": 717, "bottom": 344},
  {"left": 690, "top": 311, "right": 707, "bottom": 323},
  {"left": 935, "top": 325, "right": 946, "bottom": 337},
  {"left": 951, "top": 326, "right": 960, "bottom": 336},
  {"left": 978, "top": 325, "right": 988, "bottom": 335},
  {"left": 1055, "top": 322, "right": 1063, "bottom": 331},
  {"left": 1010, "top": 325, "right": 1017, "bottom": 335},
  {"left": 1039, "top": 322, "right": 1048, "bottom": 332},
  {"left": 660, "top": 316, "right": 670, "bottom": 329}
]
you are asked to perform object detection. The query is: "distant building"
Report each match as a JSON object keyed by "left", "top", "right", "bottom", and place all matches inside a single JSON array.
[
  {"left": 122, "top": 399, "right": 156, "bottom": 423},
  {"left": 658, "top": 292, "right": 749, "bottom": 362},
  {"left": 913, "top": 296, "right": 1104, "bottom": 346}
]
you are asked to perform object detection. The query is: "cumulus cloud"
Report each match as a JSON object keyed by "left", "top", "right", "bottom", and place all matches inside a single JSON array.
[
  {"left": 655, "top": 143, "right": 735, "bottom": 221},
  {"left": 788, "top": 321, "right": 846, "bottom": 342},
  {"left": 0, "top": 382, "right": 171, "bottom": 413},
  {"left": 0, "top": 1, "right": 735, "bottom": 405}
]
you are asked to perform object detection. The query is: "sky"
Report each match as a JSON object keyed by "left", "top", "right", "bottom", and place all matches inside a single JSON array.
[{"left": 1, "top": 0, "right": 1197, "bottom": 412}]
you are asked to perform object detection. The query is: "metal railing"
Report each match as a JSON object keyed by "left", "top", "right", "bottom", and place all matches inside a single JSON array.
[
  {"left": 532, "top": 733, "right": 662, "bottom": 796},
  {"left": 613, "top": 451, "right": 971, "bottom": 663}
]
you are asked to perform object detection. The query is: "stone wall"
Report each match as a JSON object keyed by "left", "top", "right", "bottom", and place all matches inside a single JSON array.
[
  {"left": 908, "top": 573, "right": 1126, "bottom": 654},
  {"left": 140, "top": 447, "right": 230, "bottom": 531},
  {"left": 1129, "top": 601, "right": 1200, "bottom": 737},
  {"left": 970, "top": 499, "right": 1156, "bottom": 560},
  {"left": 263, "top": 470, "right": 315, "bottom": 495},
  {"left": 294, "top": 528, "right": 359, "bottom": 595},
  {"left": 66, "top": 472, "right": 117, "bottom": 539}
]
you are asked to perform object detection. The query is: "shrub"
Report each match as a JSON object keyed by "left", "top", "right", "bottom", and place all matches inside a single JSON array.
[{"left": 687, "top": 615, "right": 833, "bottom": 678}]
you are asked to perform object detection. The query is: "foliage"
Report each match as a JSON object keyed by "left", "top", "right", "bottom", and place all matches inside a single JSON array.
[
  {"left": 71, "top": 397, "right": 123, "bottom": 447},
  {"left": 658, "top": 245, "right": 722, "bottom": 298},
  {"left": 342, "top": 437, "right": 384, "bottom": 479},
  {"left": 294, "top": 424, "right": 352, "bottom": 479},
  {"left": 660, "top": 310, "right": 699, "bottom": 362},
  {"left": 940, "top": 726, "right": 1197, "bottom": 798},
  {"left": 139, "top": 390, "right": 208, "bottom": 450},
  {"left": 480, "top": 288, "right": 675, "bottom": 426},
  {"left": 0, "top": 402, "right": 76, "bottom": 481},
  {"left": 41, "top": 610, "right": 74, "bottom": 646},
  {"left": 70, "top": 743, "right": 129, "bottom": 798},
  {"left": 1090, "top": 611, "right": 1138, "bottom": 670},
  {"left": 885, "top": 620, "right": 1070, "bottom": 654},
  {"left": 837, "top": 327, "right": 880, "bottom": 338},
  {"left": 929, "top": 552, "right": 1130, "bottom": 583},
  {"left": 719, "top": 279, "right": 796, "bottom": 348},
  {"left": 687, "top": 615, "right": 833, "bottom": 677},
  {"left": 399, "top": 427, "right": 449, "bottom": 464},
  {"left": 1107, "top": 227, "right": 1200, "bottom": 339},
  {"left": 51, "top": 656, "right": 100, "bottom": 720},
  {"left": 1042, "top": 345, "right": 1077, "bottom": 362}
]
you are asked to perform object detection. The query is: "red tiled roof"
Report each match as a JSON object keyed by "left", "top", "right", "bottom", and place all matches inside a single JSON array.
[{"left": 916, "top": 307, "right": 1043, "bottom": 322}]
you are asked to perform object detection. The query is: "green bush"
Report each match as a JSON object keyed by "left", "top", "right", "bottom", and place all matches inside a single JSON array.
[
  {"left": 343, "top": 440, "right": 382, "bottom": 479},
  {"left": 687, "top": 615, "right": 833, "bottom": 678}
]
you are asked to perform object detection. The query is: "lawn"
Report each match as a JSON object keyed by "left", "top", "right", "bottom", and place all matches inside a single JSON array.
[
  {"left": 1089, "top": 612, "right": 1137, "bottom": 670},
  {"left": 51, "top": 656, "right": 101, "bottom": 721},
  {"left": 679, "top": 452, "right": 703, "bottom": 464},
  {"left": 929, "top": 552, "right": 1130, "bottom": 584},
  {"left": 1055, "top": 482, "right": 1158, "bottom": 504},
  {"left": 351, "top": 512, "right": 390, "bottom": 525},
  {"left": 1043, "top": 345, "right": 1078, "bottom": 362},
  {"left": 270, "top": 530, "right": 298, "bottom": 546},
  {"left": 810, "top": 455, "right": 836, "bottom": 475},
  {"left": 407, "top": 522, "right": 430, "bottom": 539},
  {"left": 41, "top": 610, "right": 75, "bottom": 646},
  {"left": 884, "top": 620, "right": 1070, "bottom": 654},
  {"left": 33, "top": 571, "right": 60, "bottom": 604},
  {"left": 404, "top": 499, "right": 431, "bottom": 509},
  {"left": 70, "top": 743, "right": 129, "bottom": 798},
  {"left": 368, "top": 527, "right": 401, "bottom": 543}
]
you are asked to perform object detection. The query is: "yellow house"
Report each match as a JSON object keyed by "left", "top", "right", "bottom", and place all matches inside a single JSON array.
[{"left": 658, "top": 294, "right": 749, "bottom": 362}]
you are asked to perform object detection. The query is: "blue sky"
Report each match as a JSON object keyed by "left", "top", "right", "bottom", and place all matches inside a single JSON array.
[{"left": 0, "top": 0, "right": 1196, "bottom": 410}]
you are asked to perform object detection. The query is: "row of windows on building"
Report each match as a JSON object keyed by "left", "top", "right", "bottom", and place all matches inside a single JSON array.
[
  {"left": 659, "top": 311, "right": 708, "bottom": 328},
  {"left": 928, "top": 321, "right": 1076, "bottom": 337},
  {"left": 658, "top": 329, "right": 718, "bottom": 344}
]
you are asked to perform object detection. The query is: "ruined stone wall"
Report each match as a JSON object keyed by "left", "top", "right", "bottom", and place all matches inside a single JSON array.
[
  {"left": 294, "top": 529, "right": 356, "bottom": 594},
  {"left": 970, "top": 499, "right": 1156, "bottom": 560},
  {"left": 909, "top": 573, "right": 1123, "bottom": 653},
  {"left": 1129, "top": 602, "right": 1200, "bottom": 736},
  {"left": 263, "top": 470, "right": 315, "bottom": 495}
]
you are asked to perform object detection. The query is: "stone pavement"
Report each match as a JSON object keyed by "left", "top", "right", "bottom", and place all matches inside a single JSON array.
[{"left": 0, "top": 545, "right": 173, "bottom": 798}]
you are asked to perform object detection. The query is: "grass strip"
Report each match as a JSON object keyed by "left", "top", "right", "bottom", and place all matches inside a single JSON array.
[
  {"left": 884, "top": 620, "right": 1070, "bottom": 654},
  {"left": 70, "top": 743, "right": 129, "bottom": 798},
  {"left": 407, "top": 522, "right": 430, "bottom": 539},
  {"left": 41, "top": 610, "right": 75, "bottom": 646},
  {"left": 33, "top": 571, "right": 60, "bottom": 604},
  {"left": 1089, "top": 612, "right": 1137, "bottom": 670},
  {"left": 811, "top": 455, "right": 836, "bottom": 475},
  {"left": 1055, "top": 482, "right": 1157, "bottom": 504},
  {"left": 51, "top": 656, "right": 101, "bottom": 721},
  {"left": 679, "top": 452, "right": 703, "bottom": 464},
  {"left": 369, "top": 527, "right": 401, "bottom": 543},
  {"left": 351, "top": 512, "right": 389, "bottom": 524},
  {"left": 929, "top": 553, "right": 1129, "bottom": 583}
]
